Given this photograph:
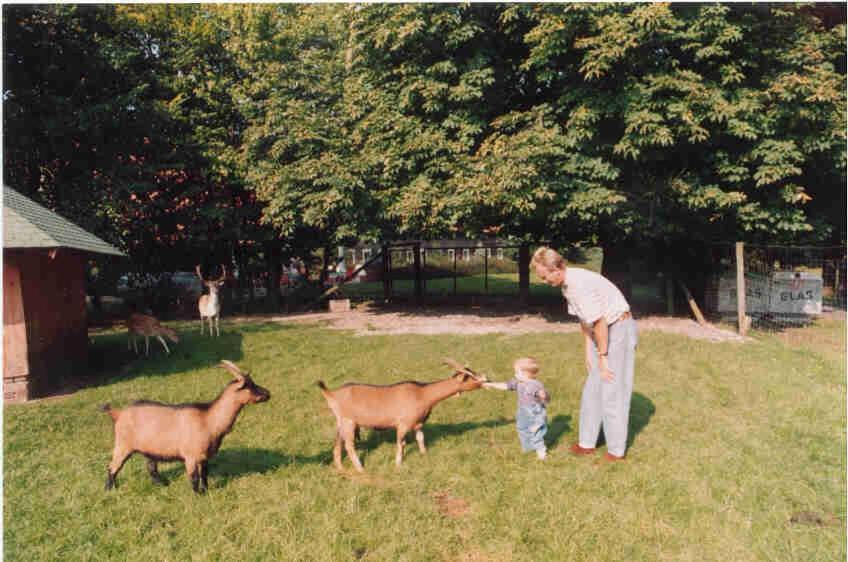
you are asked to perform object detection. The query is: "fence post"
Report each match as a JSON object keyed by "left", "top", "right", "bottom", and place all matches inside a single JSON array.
[
  {"left": 453, "top": 248, "right": 457, "bottom": 295},
  {"left": 484, "top": 247, "right": 489, "bottom": 293},
  {"left": 736, "top": 241, "right": 748, "bottom": 336},
  {"left": 382, "top": 245, "right": 390, "bottom": 302},
  {"left": 519, "top": 244, "right": 530, "bottom": 305},
  {"left": 413, "top": 243, "right": 422, "bottom": 300}
]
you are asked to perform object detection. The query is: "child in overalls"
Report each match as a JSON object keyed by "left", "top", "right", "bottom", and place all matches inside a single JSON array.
[{"left": 484, "top": 357, "right": 550, "bottom": 460}]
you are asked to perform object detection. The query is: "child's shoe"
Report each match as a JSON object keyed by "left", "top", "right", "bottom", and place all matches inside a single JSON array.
[{"left": 536, "top": 448, "right": 547, "bottom": 460}]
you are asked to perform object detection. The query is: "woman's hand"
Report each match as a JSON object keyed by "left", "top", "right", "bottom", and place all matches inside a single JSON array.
[{"left": 599, "top": 356, "right": 615, "bottom": 382}]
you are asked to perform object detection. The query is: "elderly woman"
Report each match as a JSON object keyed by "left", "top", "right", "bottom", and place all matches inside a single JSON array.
[{"left": 532, "top": 247, "right": 638, "bottom": 462}]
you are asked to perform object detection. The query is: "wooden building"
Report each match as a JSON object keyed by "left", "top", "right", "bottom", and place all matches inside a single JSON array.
[{"left": 3, "top": 187, "right": 123, "bottom": 402}]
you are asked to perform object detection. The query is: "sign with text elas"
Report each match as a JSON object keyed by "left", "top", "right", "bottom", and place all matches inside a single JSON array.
[
  {"left": 717, "top": 271, "right": 822, "bottom": 315},
  {"left": 769, "top": 271, "right": 823, "bottom": 314}
]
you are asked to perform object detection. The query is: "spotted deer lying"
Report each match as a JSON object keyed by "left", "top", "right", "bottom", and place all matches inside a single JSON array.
[
  {"left": 317, "top": 358, "right": 487, "bottom": 472},
  {"left": 102, "top": 360, "right": 270, "bottom": 494},
  {"left": 127, "top": 313, "right": 179, "bottom": 356}
]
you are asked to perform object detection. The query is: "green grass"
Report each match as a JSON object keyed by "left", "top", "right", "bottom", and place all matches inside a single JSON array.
[{"left": 4, "top": 317, "right": 845, "bottom": 561}]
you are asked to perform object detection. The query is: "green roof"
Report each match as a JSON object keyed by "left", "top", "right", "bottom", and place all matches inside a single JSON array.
[{"left": 3, "top": 187, "right": 124, "bottom": 256}]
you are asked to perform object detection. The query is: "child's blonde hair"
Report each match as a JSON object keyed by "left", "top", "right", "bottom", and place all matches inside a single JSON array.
[
  {"left": 514, "top": 357, "right": 540, "bottom": 378},
  {"left": 531, "top": 247, "right": 565, "bottom": 270}
]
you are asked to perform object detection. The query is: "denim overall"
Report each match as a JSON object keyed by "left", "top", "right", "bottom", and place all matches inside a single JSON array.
[{"left": 508, "top": 378, "right": 549, "bottom": 453}]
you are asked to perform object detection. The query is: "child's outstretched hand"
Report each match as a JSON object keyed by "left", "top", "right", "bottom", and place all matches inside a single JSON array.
[{"left": 483, "top": 382, "right": 508, "bottom": 390}]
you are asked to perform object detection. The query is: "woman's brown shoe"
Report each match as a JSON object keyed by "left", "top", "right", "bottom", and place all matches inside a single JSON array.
[{"left": 569, "top": 443, "right": 597, "bottom": 456}]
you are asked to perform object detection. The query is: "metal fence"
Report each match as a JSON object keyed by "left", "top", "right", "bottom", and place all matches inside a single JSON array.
[
  {"left": 216, "top": 240, "right": 844, "bottom": 333},
  {"left": 331, "top": 242, "right": 612, "bottom": 306},
  {"left": 703, "top": 243, "right": 846, "bottom": 331}
]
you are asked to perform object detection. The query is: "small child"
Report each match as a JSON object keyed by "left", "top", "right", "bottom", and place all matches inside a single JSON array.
[{"left": 483, "top": 357, "right": 550, "bottom": 460}]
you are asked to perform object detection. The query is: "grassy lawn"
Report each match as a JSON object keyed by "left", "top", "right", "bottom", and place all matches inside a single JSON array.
[{"left": 4, "top": 317, "right": 845, "bottom": 561}]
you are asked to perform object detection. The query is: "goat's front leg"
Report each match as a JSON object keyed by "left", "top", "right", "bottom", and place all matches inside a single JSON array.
[
  {"left": 199, "top": 316, "right": 204, "bottom": 335},
  {"left": 144, "top": 335, "right": 150, "bottom": 356},
  {"left": 415, "top": 428, "right": 427, "bottom": 455},
  {"left": 199, "top": 460, "right": 209, "bottom": 492},
  {"left": 185, "top": 458, "right": 203, "bottom": 493},
  {"left": 215, "top": 314, "right": 220, "bottom": 337},
  {"left": 395, "top": 425, "right": 410, "bottom": 467}
]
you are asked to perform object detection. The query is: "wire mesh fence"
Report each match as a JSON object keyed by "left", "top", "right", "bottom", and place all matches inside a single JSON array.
[
  {"left": 704, "top": 243, "right": 846, "bottom": 331},
  {"left": 311, "top": 240, "right": 844, "bottom": 334}
]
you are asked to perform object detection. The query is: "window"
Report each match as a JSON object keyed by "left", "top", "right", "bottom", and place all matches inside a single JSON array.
[
  {"left": 462, "top": 248, "right": 470, "bottom": 261},
  {"left": 497, "top": 248, "right": 504, "bottom": 260}
]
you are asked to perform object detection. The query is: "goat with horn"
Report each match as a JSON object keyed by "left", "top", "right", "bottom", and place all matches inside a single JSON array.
[{"left": 316, "top": 358, "right": 487, "bottom": 472}]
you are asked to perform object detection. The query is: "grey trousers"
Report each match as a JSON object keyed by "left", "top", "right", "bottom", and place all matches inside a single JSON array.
[{"left": 578, "top": 317, "right": 638, "bottom": 457}]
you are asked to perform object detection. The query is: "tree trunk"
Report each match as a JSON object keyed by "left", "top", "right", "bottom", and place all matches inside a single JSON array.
[
  {"left": 264, "top": 241, "right": 282, "bottom": 312},
  {"left": 320, "top": 245, "right": 333, "bottom": 286}
]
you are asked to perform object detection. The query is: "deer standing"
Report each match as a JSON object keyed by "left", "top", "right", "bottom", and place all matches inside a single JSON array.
[
  {"left": 196, "top": 264, "right": 226, "bottom": 336},
  {"left": 127, "top": 313, "right": 179, "bottom": 356}
]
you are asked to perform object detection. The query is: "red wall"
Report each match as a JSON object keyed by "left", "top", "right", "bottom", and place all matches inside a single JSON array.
[{"left": 3, "top": 249, "right": 88, "bottom": 400}]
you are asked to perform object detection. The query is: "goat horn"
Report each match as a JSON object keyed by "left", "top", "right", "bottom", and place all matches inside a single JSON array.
[
  {"left": 443, "top": 357, "right": 476, "bottom": 377},
  {"left": 220, "top": 360, "right": 245, "bottom": 379}
]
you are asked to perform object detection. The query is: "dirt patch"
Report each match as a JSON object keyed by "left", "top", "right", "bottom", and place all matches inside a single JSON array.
[
  {"left": 789, "top": 511, "right": 842, "bottom": 527},
  {"left": 433, "top": 490, "right": 471, "bottom": 519},
  {"left": 232, "top": 304, "right": 747, "bottom": 342}
]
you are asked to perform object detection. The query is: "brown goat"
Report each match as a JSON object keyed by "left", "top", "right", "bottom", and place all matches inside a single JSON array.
[
  {"left": 102, "top": 360, "right": 270, "bottom": 493},
  {"left": 317, "top": 358, "right": 487, "bottom": 472}
]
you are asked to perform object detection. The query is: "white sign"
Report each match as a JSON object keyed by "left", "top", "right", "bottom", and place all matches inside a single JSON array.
[
  {"left": 717, "top": 273, "right": 769, "bottom": 314},
  {"left": 769, "top": 271, "right": 823, "bottom": 315},
  {"left": 717, "top": 271, "right": 822, "bottom": 316}
]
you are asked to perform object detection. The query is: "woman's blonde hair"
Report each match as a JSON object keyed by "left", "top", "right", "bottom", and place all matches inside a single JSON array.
[
  {"left": 531, "top": 246, "right": 565, "bottom": 270},
  {"left": 514, "top": 357, "right": 540, "bottom": 378}
]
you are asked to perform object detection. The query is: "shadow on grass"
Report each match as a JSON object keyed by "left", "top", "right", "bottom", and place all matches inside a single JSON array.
[
  {"left": 355, "top": 417, "right": 513, "bottom": 460},
  {"left": 558, "top": 393, "right": 654, "bottom": 451},
  {"left": 545, "top": 414, "right": 572, "bottom": 449},
  {"left": 41, "top": 321, "right": 302, "bottom": 401},
  {"left": 157, "top": 447, "right": 329, "bottom": 488},
  {"left": 627, "top": 392, "right": 655, "bottom": 449},
  {"left": 80, "top": 322, "right": 297, "bottom": 396}
]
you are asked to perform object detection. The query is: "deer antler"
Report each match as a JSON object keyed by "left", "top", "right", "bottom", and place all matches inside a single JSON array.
[
  {"left": 216, "top": 264, "right": 227, "bottom": 282},
  {"left": 195, "top": 265, "right": 205, "bottom": 281}
]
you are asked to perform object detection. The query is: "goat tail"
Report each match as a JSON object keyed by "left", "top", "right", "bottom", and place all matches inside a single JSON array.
[
  {"left": 316, "top": 381, "right": 334, "bottom": 402},
  {"left": 100, "top": 403, "right": 120, "bottom": 422}
]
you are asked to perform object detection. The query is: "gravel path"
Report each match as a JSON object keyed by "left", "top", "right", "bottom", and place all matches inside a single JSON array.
[{"left": 232, "top": 304, "right": 747, "bottom": 342}]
